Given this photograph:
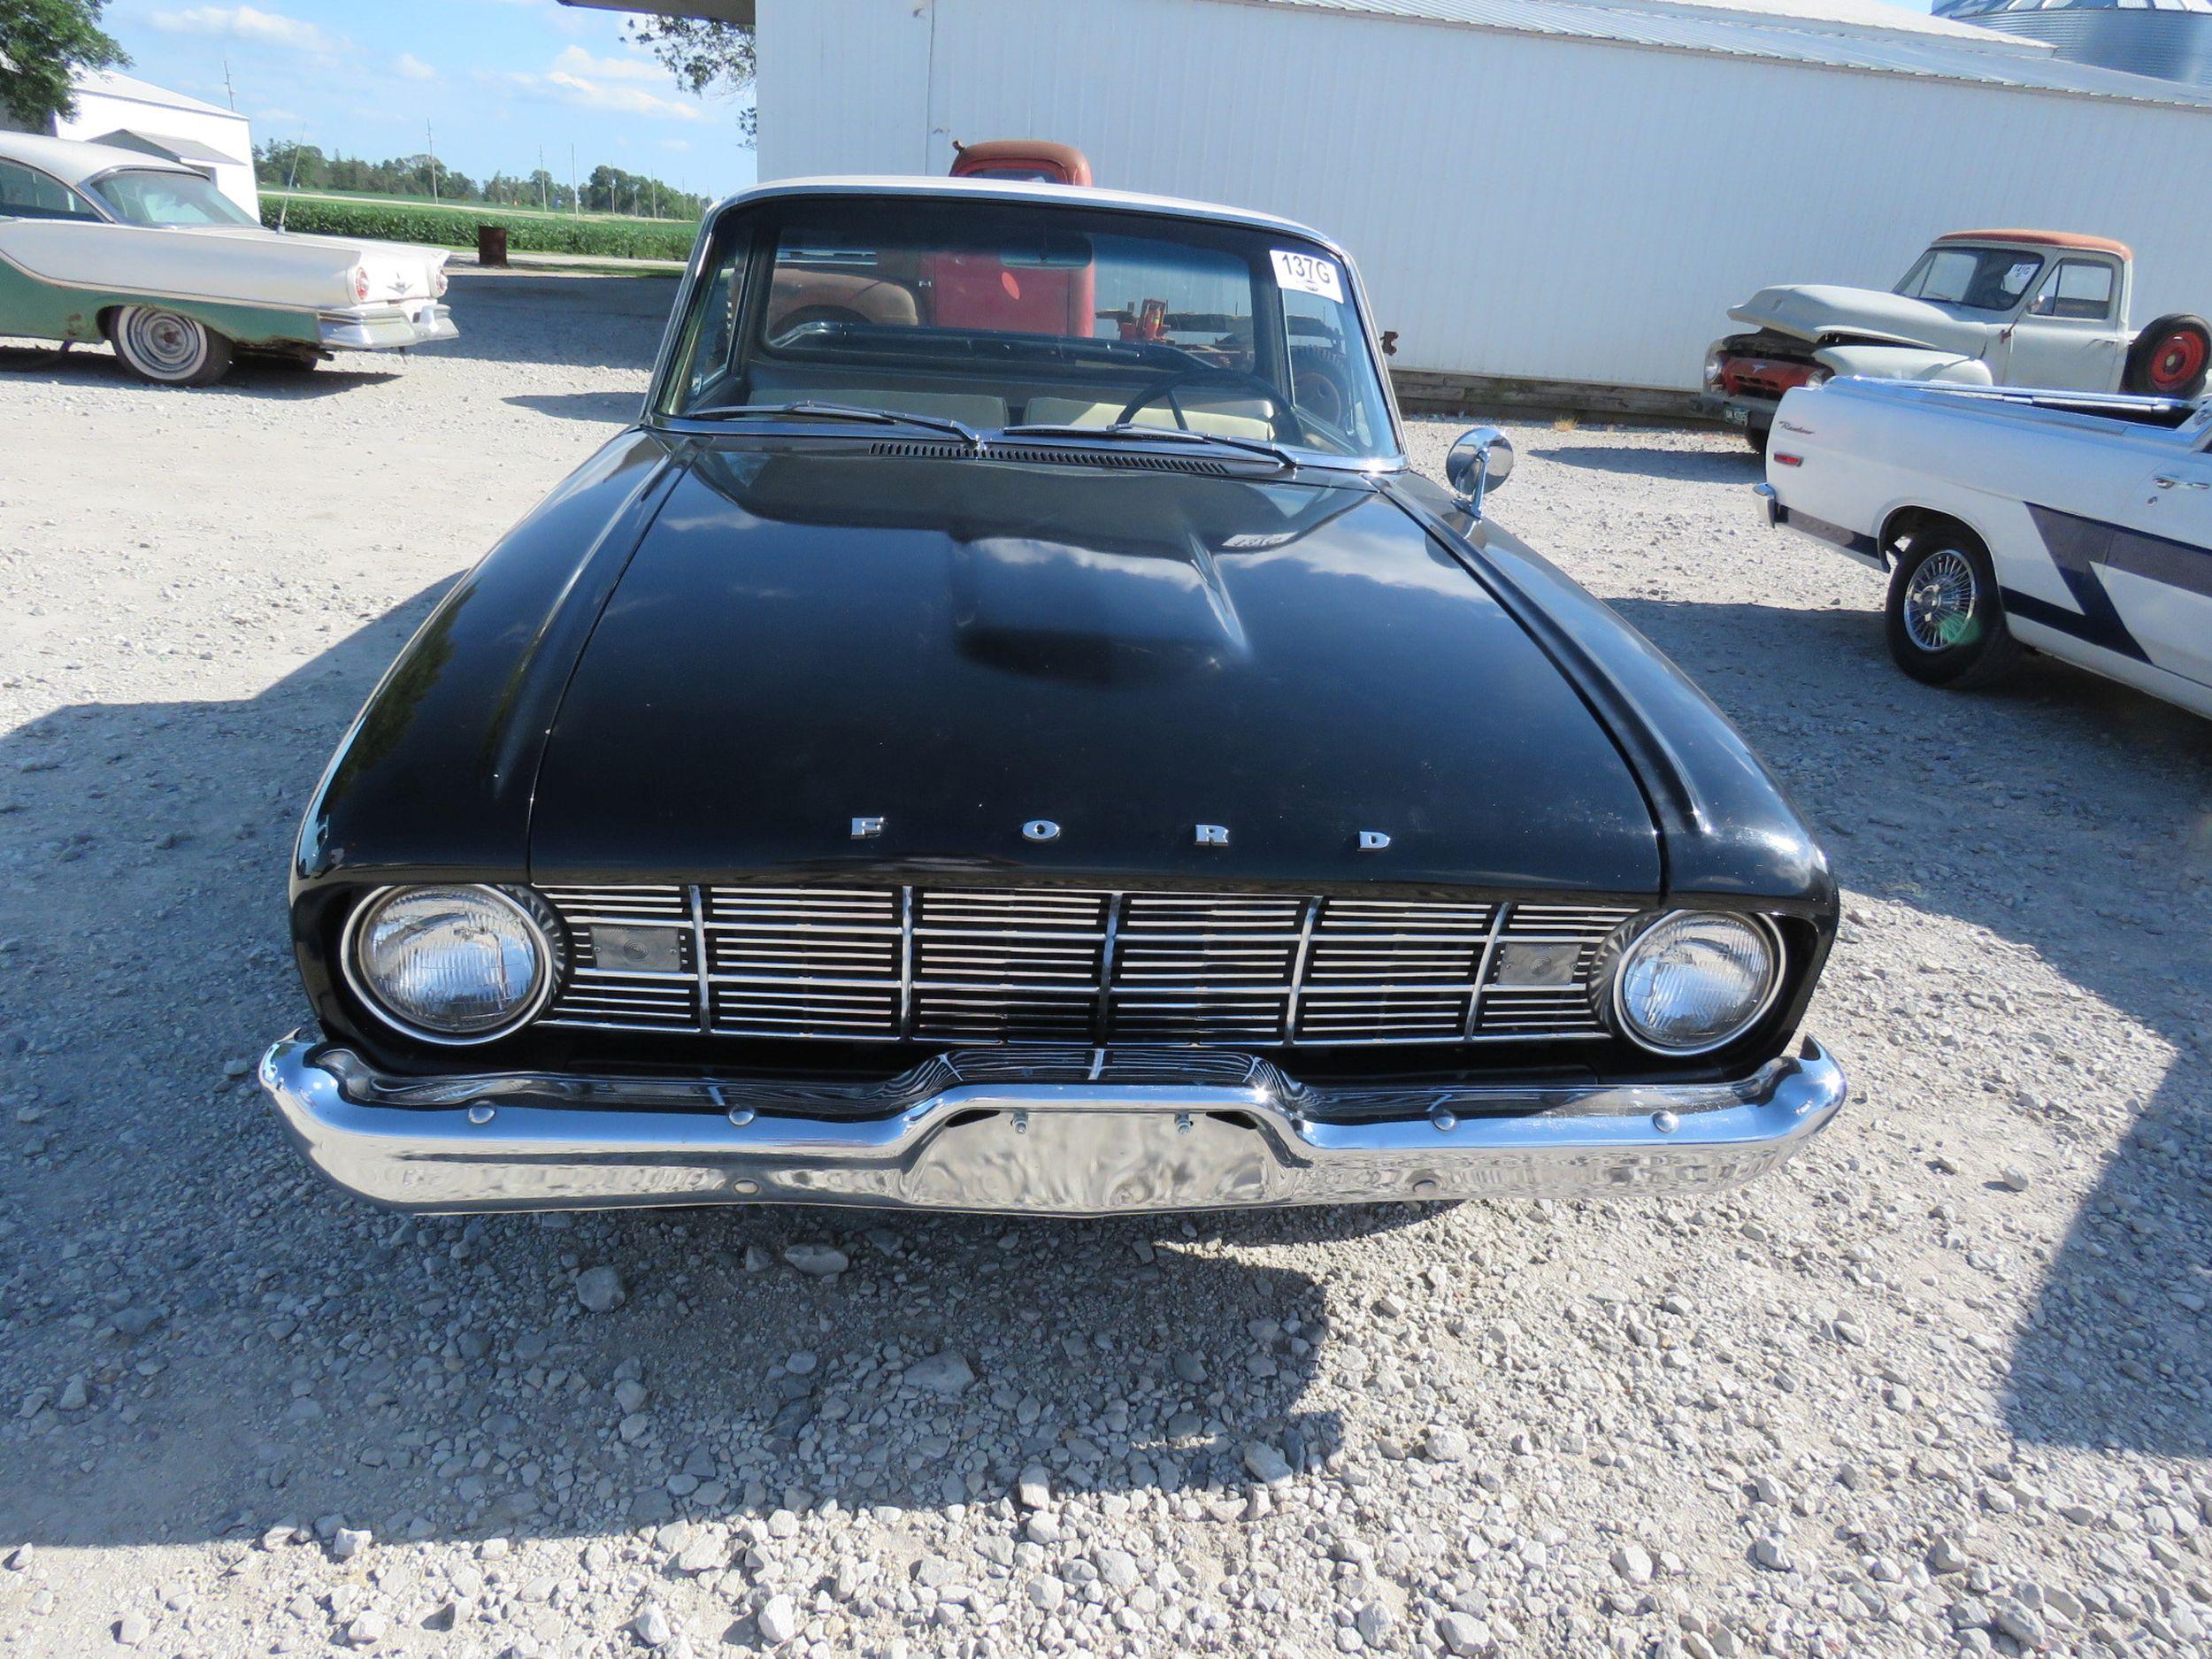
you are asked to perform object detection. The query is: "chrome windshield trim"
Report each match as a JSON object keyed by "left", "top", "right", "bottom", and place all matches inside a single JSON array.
[{"left": 642, "top": 180, "right": 1408, "bottom": 466}]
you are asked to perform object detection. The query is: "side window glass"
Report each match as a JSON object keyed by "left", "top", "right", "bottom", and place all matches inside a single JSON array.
[
  {"left": 684, "top": 250, "right": 746, "bottom": 406},
  {"left": 0, "top": 160, "right": 101, "bottom": 221},
  {"left": 2031, "top": 259, "right": 2116, "bottom": 322}
]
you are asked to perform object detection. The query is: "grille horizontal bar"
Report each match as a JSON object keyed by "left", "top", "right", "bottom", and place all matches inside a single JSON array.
[{"left": 541, "top": 886, "right": 1638, "bottom": 1047}]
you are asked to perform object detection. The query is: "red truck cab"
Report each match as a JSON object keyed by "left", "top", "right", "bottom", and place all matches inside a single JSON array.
[
  {"left": 947, "top": 140, "right": 1094, "bottom": 186},
  {"left": 926, "top": 142, "right": 1097, "bottom": 338}
]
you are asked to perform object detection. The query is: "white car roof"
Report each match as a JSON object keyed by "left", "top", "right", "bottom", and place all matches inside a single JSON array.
[{"left": 0, "top": 130, "right": 199, "bottom": 191}]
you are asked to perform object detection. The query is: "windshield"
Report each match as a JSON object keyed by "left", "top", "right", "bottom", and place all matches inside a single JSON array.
[
  {"left": 661, "top": 196, "right": 1399, "bottom": 462},
  {"left": 91, "top": 168, "right": 256, "bottom": 228},
  {"left": 1893, "top": 245, "right": 2044, "bottom": 313}
]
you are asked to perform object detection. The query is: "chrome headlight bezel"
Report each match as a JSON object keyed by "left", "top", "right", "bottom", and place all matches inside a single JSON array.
[
  {"left": 340, "top": 883, "right": 565, "bottom": 1047},
  {"left": 1602, "top": 910, "right": 1786, "bottom": 1058}
]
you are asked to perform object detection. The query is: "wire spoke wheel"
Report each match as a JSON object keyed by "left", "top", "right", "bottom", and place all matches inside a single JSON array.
[{"left": 1902, "top": 548, "right": 1978, "bottom": 652}]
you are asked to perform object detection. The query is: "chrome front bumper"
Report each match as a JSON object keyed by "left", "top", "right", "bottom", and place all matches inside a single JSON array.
[
  {"left": 260, "top": 1033, "right": 1846, "bottom": 1217},
  {"left": 316, "top": 304, "right": 457, "bottom": 351}
]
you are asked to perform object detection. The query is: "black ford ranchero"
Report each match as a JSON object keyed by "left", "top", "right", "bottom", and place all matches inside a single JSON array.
[{"left": 262, "top": 178, "right": 1843, "bottom": 1217}]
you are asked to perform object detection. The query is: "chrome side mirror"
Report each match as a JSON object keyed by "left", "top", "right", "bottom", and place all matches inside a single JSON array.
[{"left": 1445, "top": 426, "right": 1514, "bottom": 518}]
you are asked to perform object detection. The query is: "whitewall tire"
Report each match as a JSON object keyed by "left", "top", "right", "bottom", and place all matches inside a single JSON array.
[{"left": 109, "top": 306, "right": 235, "bottom": 388}]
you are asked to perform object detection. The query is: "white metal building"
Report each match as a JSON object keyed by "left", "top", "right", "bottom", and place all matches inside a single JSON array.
[
  {"left": 1, "top": 71, "right": 257, "bottom": 218},
  {"left": 727, "top": 0, "right": 2212, "bottom": 407}
]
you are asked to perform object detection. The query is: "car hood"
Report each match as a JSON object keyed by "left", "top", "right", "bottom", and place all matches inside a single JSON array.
[
  {"left": 1729, "top": 283, "right": 1989, "bottom": 351},
  {"left": 527, "top": 447, "right": 1662, "bottom": 894}
]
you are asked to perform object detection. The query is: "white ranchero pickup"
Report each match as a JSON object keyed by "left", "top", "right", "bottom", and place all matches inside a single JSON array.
[{"left": 1757, "top": 376, "right": 2212, "bottom": 718}]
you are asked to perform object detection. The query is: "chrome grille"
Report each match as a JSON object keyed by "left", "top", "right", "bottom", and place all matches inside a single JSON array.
[{"left": 539, "top": 886, "right": 1640, "bottom": 1048}]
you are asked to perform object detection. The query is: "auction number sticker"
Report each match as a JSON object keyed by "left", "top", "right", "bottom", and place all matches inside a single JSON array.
[{"left": 1271, "top": 249, "right": 1344, "bottom": 304}]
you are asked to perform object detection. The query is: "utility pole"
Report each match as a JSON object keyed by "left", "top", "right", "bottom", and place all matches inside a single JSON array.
[
  {"left": 222, "top": 60, "right": 236, "bottom": 111},
  {"left": 427, "top": 122, "right": 438, "bottom": 203},
  {"left": 538, "top": 144, "right": 548, "bottom": 212},
  {"left": 570, "top": 143, "right": 579, "bottom": 215}
]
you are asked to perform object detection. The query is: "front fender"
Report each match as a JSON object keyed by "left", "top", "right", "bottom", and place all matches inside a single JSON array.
[{"left": 1813, "top": 343, "right": 1994, "bottom": 387}]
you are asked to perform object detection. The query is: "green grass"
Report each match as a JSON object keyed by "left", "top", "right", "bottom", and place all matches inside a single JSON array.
[{"left": 259, "top": 193, "right": 699, "bottom": 261}]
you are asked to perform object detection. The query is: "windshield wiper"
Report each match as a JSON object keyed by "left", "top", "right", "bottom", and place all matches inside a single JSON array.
[
  {"left": 1001, "top": 421, "right": 1297, "bottom": 472},
  {"left": 689, "top": 401, "right": 984, "bottom": 451}
]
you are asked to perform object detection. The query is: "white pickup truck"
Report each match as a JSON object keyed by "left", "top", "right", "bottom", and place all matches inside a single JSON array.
[
  {"left": 1705, "top": 230, "right": 2210, "bottom": 452},
  {"left": 1756, "top": 376, "right": 2212, "bottom": 719}
]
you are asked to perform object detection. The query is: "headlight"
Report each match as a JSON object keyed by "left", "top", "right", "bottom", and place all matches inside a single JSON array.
[
  {"left": 1805, "top": 366, "right": 1832, "bottom": 388},
  {"left": 1609, "top": 911, "right": 1780, "bottom": 1056},
  {"left": 343, "top": 885, "right": 559, "bottom": 1044},
  {"left": 1702, "top": 346, "right": 1726, "bottom": 391}
]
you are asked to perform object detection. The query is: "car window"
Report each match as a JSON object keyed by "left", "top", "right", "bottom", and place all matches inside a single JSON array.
[
  {"left": 91, "top": 168, "right": 256, "bottom": 227},
  {"left": 1895, "top": 247, "right": 2043, "bottom": 312},
  {"left": 2030, "top": 259, "right": 2117, "bottom": 322},
  {"left": 0, "top": 160, "right": 104, "bottom": 222}
]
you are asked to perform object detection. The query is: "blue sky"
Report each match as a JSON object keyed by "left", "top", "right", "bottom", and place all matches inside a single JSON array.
[{"left": 98, "top": 2, "right": 758, "bottom": 196}]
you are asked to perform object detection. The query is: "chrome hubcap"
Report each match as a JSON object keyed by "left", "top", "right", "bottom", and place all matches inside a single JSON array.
[
  {"left": 1903, "top": 549, "right": 1977, "bottom": 652},
  {"left": 124, "top": 309, "right": 202, "bottom": 374}
]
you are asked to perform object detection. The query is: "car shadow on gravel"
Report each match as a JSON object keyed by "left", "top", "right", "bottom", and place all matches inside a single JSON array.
[
  {"left": 430, "top": 272, "right": 676, "bottom": 371},
  {"left": 505, "top": 390, "right": 649, "bottom": 425},
  {"left": 0, "top": 341, "right": 403, "bottom": 396},
  {"left": 1615, "top": 591, "right": 2212, "bottom": 1458},
  {"left": 1525, "top": 442, "right": 1763, "bottom": 484},
  {"left": 0, "top": 590, "right": 1363, "bottom": 1551}
]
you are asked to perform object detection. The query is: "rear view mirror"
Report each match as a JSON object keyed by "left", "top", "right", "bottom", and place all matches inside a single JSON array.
[
  {"left": 999, "top": 233, "right": 1093, "bottom": 270},
  {"left": 1445, "top": 427, "right": 1514, "bottom": 518}
]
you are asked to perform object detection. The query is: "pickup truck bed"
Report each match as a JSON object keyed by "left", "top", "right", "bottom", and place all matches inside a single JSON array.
[{"left": 1758, "top": 377, "right": 2212, "bottom": 718}]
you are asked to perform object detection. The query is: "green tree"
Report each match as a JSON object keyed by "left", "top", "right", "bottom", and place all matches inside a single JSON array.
[
  {"left": 0, "top": 0, "right": 128, "bottom": 127},
  {"left": 254, "top": 139, "right": 326, "bottom": 191},
  {"left": 626, "top": 17, "right": 756, "bottom": 143}
]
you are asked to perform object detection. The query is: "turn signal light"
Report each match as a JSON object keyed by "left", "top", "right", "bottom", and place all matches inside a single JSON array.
[{"left": 1774, "top": 453, "right": 1803, "bottom": 467}]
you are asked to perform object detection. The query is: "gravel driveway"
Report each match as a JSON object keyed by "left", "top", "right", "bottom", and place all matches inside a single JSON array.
[{"left": 4, "top": 273, "right": 2209, "bottom": 1659}]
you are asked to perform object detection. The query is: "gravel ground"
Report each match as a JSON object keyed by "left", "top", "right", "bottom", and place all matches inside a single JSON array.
[{"left": 4, "top": 271, "right": 2211, "bottom": 1659}]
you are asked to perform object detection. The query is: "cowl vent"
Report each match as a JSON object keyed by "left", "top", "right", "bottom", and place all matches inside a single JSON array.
[{"left": 868, "top": 440, "right": 1232, "bottom": 475}]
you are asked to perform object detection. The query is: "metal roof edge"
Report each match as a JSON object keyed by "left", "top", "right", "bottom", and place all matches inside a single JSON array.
[{"left": 1194, "top": 0, "right": 2212, "bottom": 111}]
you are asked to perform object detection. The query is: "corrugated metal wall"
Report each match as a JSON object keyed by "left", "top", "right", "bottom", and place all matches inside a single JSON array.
[{"left": 757, "top": 0, "right": 2212, "bottom": 392}]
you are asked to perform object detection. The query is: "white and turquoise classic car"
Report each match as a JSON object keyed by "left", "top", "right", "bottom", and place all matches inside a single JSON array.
[{"left": 0, "top": 131, "right": 456, "bottom": 387}]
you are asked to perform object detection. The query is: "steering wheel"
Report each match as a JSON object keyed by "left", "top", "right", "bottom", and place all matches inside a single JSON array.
[{"left": 1117, "top": 366, "right": 1307, "bottom": 444}]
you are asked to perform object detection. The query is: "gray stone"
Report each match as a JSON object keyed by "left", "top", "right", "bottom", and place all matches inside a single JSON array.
[
  {"left": 1243, "top": 1442, "right": 1294, "bottom": 1485},
  {"left": 1425, "top": 1426, "right": 1471, "bottom": 1463},
  {"left": 757, "top": 1594, "right": 799, "bottom": 1646},
  {"left": 903, "top": 1351, "right": 975, "bottom": 1395},
  {"left": 1015, "top": 1465, "right": 1051, "bottom": 1509},
  {"left": 575, "top": 1266, "right": 626, "bottom": 1314},
  {"left": 1438, "top": 1612, "right": 1492, "bottom": 1655},
  {"left": 784, "top": 1243, "right": 849, "bottom": 1279},
  {"left": 342, "top": 1610, "right": 388, "bottom": 1647},
  {"left": 631, "top": 1604, "right": 674, "bottom": 1647}
]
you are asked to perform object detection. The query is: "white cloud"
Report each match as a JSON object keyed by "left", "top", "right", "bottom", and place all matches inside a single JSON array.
[
  {"left": 480, "top": 65, "right": 703, "bottom": 123},
  {"left": 150, "top": 4, "right": 337, "bottom": 52},
  {"left": 551, "top": 45, "right": 666, "bottom": 84},
  {"left": 660, "top": 138, "right": 692, "bottom": 152},
  {"left": 393, "top": 53, "right": 437, "bottom": 82}
]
